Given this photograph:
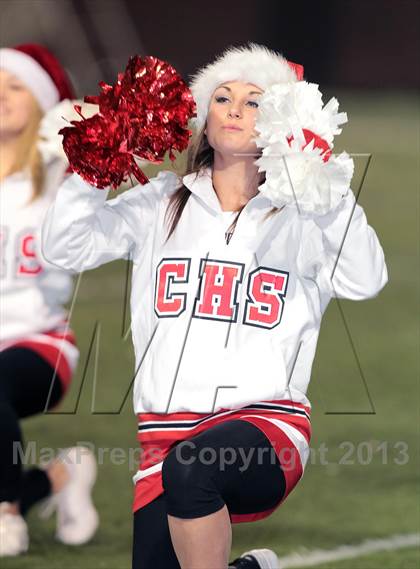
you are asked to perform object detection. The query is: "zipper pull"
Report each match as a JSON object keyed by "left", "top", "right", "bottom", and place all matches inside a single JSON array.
[
  {"left": 225, "top": 230, "right": 233, "bottom": 245},
  {"left": 224, "top": 209, "right": 243, "bottom": 245}
]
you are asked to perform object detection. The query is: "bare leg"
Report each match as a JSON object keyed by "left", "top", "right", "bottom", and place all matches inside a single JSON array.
[{"left": 167, "top": 504, "right": 232, "bottom": 569}]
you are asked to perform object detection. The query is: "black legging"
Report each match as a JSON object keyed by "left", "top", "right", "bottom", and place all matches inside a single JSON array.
[
  {"left": 133, "top": 419, "right": 286, "bottom": 569},
  {"left": 0, "top": 347, "right": 63, "bottom": 514}
]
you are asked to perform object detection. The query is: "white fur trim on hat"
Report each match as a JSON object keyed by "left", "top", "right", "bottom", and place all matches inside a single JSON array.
[
  {"left": 0, "top": 48, "right": 59, "bottom": 112},
  {"left": 190, "top": 43, "right": 300, "bottom": 130}
]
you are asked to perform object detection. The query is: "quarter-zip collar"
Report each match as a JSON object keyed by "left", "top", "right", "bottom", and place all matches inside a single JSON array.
[{"left": 182, "top": 167, "right": 273, "bottom": 216}]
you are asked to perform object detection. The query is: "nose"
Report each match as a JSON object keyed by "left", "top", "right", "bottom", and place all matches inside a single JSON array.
[{"left": 227, "top": 105, "right": 241, "bottom": 119}]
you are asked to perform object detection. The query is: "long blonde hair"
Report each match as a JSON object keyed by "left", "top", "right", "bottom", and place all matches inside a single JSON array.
[
  {"left": 165, "top": 126, "right": 278, "bottom": 242},
  {"left": 4, "top": 94, "right": 45, "bottom": 203}
]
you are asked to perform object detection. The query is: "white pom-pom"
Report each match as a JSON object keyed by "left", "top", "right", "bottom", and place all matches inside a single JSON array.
[
  {"left": 38, "top": 99, "right": 99, "bottom": 161},
  {"left": 254, "top": 81, "right": 353, "bottom": 215},
  {"left": 256, "top": 148, "right": 354, "bottom": 216}
]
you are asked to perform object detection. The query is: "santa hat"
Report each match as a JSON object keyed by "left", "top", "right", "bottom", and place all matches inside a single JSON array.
[
  {"left": 190, "top": 43, "right": 304, "bottom": 130},
  {"left": 0, "top": 43, "right": 75, "bottom": 113}
]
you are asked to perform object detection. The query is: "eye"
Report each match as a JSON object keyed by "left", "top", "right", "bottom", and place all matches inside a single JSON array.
[
  {"left": 215, "top": 95, "right": 230, "bottom": 103},
  {"left": 246, "top": 100, "right": 259, "bottom": 109},
  {"left": 9, "top": 83, "right": 25, "bottom": 91}
]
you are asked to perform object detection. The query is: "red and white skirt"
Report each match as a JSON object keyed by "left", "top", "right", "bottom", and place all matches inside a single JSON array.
[
  {"left": 133, "top": 399, "right": 311, "bottom": 523},
  {"left": 0, "top": 320, "right": 79, "bottom": 392}
]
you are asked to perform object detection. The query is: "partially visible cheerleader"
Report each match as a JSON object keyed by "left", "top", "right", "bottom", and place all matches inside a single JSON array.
[{"left": 0, "top": 44, "right": 98, "bottom": 557}]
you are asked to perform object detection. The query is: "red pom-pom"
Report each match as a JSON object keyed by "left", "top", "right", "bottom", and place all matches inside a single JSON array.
[{"left": 60, "top": 55, "right": 196, "bottom": 189}]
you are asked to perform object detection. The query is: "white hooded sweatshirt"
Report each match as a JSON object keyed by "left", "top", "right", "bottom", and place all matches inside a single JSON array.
[
  {"left": 41, "top": 168, "right": 388, "bottom": 414},
  {"left": 0, "top": 158, "right": 74, "bottom": 343}
]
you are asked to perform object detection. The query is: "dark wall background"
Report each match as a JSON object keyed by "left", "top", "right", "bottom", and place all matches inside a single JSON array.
[{"left": 1, "top": 0, "right": 419, "bottom": 96}]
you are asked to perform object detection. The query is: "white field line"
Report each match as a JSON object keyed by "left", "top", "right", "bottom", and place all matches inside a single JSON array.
[{"left": 279, "top": 533, "right": 420, "bottom": 568}]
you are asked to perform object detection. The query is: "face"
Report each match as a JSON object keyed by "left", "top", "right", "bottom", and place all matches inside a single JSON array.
[
  {"left": 0, "top": 69, "right": 39, "bottom": 140},
  {"left": 205, "top": 81, "right": 263, "bottom": 157}
]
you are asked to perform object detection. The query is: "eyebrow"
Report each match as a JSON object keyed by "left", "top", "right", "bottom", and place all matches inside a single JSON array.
[{"left": 217, "top": 85, "right": 262, "bottom": 96}]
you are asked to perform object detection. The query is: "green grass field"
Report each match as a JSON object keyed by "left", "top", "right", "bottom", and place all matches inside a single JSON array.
[{"left": 3, "top": 91, "right": 419, "bottom": 568}]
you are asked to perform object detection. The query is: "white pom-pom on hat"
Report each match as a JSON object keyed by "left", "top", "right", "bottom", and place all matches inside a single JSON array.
[{"left": 189, "top": 43, "right": 303, "bottom": 130}]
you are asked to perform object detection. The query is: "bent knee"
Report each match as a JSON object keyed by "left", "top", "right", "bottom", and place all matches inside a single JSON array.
[
  {"left": 161, "top": 441, "right": 225, "bottom": 519},
  {"left": 161, "top": 440, "right": 201, "bottom": 494}
]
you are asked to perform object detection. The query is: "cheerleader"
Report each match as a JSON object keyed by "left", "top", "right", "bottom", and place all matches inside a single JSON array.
[
  {"left": 0, "top": 44, "right": 98, "bottom": 557},
  {"left": 42, "top": 44, "right": 388, "bottom": 569}
]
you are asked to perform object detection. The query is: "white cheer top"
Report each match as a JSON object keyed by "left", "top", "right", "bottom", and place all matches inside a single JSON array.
[
  {"left": 0, "top": 158, "right": 74, "bottom": 343},
  {"left": 41, "top": 168, "right": 388, "bottom": 414}
]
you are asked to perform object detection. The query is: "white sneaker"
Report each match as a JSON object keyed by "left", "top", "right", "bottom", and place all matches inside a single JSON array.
[
  {"left": 40, "top": 446, "right": 99, "bottom": 545},
  {"left": 233, "top": 548, "right": 281, "bottom": 569},
  {"left": 0, "top": 503, "right": 29, "bottom": 557}
]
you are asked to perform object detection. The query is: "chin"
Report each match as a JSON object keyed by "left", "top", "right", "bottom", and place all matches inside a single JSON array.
[{"left": 215, "top": 141, "right": 257, "bottom": 157}]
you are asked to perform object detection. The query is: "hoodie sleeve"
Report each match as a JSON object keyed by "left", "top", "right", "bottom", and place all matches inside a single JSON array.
[
  {"left": 298, "top": 189, "right": 388, "bottom": 302},
  {"left": 41, "top": 170, "right": 177, "bottom": 273}
]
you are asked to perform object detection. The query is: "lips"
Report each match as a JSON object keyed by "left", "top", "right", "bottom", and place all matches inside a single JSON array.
[{"left": 223, "top": 125, "right": 243, "bottom": 131}]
